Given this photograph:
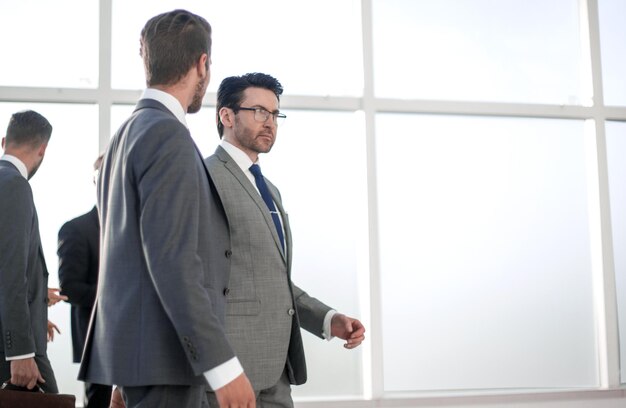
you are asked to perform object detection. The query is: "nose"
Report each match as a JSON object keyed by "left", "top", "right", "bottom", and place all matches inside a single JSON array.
[{"left": 263, "top": 115, "right": 276, "bottom": 129}]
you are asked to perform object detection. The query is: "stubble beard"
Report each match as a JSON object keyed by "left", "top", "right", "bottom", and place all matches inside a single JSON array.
[
  {"left": 234, "top": 117, "right": 275, "bottom": 156},
  {"left": 188, "top": 75, "right": 207, "bottom": 114}
]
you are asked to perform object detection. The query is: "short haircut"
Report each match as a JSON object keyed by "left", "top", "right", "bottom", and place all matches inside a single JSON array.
[
  {"left": 140, "top": 9, "right": 212, "bottom": 87},
  {"left": 5, "top": 110, "right": 52, "bottom": 148},
  {"left": 216, "top": 72, "right": 284, "bottom": 137}
]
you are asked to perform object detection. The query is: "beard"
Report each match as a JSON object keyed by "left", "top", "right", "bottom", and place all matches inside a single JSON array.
[
  {"left": 28, "top": 157, "right": 43, "bottom": 180},
  {"left": 234, "top": 120, "right": 275, "bottom": 155},
  {"left": 188, "top": 74, "right": 207, "bottom": 114}
]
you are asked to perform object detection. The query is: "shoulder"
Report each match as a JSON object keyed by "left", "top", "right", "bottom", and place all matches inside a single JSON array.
[{"left": 0, "top": 168, "right": 32, "bottom": 204}]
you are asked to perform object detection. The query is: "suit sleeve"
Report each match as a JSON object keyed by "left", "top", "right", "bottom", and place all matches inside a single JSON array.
[
  {"left": 133, "top": 120, "right": 235, "bottom": 373},
  {"left": 58, "top": 222, "right": 97, "bottom": 308},
  {"left": 0, "top": 177, "right": 36, "bottom": 357},
  {"left": 292, "top": 283, "right": 332, "bottom": 339}
]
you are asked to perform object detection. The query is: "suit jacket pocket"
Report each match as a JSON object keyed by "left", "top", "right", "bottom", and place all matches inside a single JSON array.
[{"left": 226, "top": 299, "right": 261, "bottom": 316}]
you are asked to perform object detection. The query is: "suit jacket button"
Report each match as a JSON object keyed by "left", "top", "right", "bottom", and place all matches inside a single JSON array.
[
  {"left": 224, "top": 250, "right": 232, "bottom": 258},
  {"left": 223, "top": 288, "right": 230, "bottom": 296},
  {"left": 288, "top": 308, "right": 295, "bottom": 316}
]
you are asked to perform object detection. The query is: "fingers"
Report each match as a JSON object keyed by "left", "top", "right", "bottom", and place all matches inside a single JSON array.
[
  {"left": 215, "top": 372, "right": 256, "bottom": 408},
  {"left": 344, "top": 333, "right": 365, "bottom": 349},
  {"left": 342, "top": 318, "right": 366, "bottom": 349},
  {"left": 10, "top": 358, "right": 44, "bottom": 389}
]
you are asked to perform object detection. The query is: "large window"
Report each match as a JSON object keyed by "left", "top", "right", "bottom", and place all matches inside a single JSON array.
[
  {"left": 377, "top": 115, "right": 596, "bottom": 390},
  {"left": 372, "top": 0, "right": 583, "bottom": 104},
  {"left": 2, "top": 0, "right": 626, "bottom": 406},
  {"left": 0, "top": 0, "right": 98, "bottom": 88}
]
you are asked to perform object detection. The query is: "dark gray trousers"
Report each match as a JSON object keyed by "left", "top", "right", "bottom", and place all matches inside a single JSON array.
[
  {"left": 120, "top": 384, "right": 209, "bottom": 408},
  {"left": 206, "top": 370, "right": 293, "bottom": 408}
]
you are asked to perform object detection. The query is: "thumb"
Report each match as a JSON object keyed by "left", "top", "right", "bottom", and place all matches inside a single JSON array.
[{"left": 344, "top": 318, "right": 353, "bottom": 333}]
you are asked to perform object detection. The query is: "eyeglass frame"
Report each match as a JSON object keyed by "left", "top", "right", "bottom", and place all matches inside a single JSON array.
[{"left": 235, "top": 106, "right": 287, "bottom": 125}]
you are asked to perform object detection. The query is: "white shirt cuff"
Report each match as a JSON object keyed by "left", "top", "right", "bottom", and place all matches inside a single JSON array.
[
  {"left": 203, "top": 357, "right": 244, "bottom": 390},
  {"left": 5, "top": 353, "right": 35, "bottom": 361},
  {"left": 322, "top": 309, "right": 338, "bottom": 340}
]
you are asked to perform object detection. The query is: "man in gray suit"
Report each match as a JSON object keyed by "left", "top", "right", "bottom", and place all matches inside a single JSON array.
[
  {"left": 0, "top": 110, "right": 58, "bottom": 393},
  {"left": 78, "top": 10, "right": 255, "bottom": 408},
  {"left": 205, "top": 73, "right": 366, "bottom": 407}
]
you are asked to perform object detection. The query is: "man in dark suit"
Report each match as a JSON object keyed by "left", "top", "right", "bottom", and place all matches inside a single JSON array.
[
  {"left": 0, "top": 110, "right": 58, "bottom": 393},
  {"left": 205, "top": 73, "right": 366, "bottom": 407},
  {"left": 58, "top": 154, "right": 111, "bottom": 407},
  {"left": 78, "top": 9, "right": 255, "bottom": 408}
]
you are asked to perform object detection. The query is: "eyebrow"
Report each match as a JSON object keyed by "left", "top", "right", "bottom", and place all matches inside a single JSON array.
[{"left": 249, "top": 104, "right": 281, "bottom": 114}]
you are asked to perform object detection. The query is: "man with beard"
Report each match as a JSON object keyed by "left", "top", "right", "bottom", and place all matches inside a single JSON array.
[
  {"left": 205, "top": 73, "right": 365, "bottom": 407},
  {"left": 0, "top": 110, "right": 57, "bottom": 392},
  {"left": 78, "top": 10, "right": 255, "bottom": 408}
]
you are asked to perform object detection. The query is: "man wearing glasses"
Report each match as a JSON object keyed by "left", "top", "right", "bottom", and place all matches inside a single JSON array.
[{"left": 205, "top": 73, "right": 366, "bottom": 407}]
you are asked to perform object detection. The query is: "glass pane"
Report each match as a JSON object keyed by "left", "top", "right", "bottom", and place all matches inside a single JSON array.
[
  {"left": 606, "top": 121, "right": 626, "bottom": 382},
  {"left": 599, "top": 0, "right": 626, "bottom": 106},
  {"left": 373, "top": 0, "right": 583, "bottom": 104},
  {"left": 0, "top": 102, "right": 99, "bottom": 401},
  {"left": 111, "top": 0, "right": 363, "bottom": 96},
  {"left": 0, "top": 0, "right": 98, "bottom": 88},
  {"left": 377, "top": 114, "right": 597, "bottom": 391},
  {"left": 263, "top": 111, "right": 367, "bottom": 398}
]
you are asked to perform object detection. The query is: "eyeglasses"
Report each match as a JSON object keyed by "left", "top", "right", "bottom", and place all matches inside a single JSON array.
[{"left": 236, "top": 106, "right": 286, "bottom": 125}]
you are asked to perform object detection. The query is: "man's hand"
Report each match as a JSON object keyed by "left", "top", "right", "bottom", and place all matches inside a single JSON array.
[
  {"left": 10, "top": 357, "right": 45, "bottom": 390},
  {"left": 215, "top": 372, "right": 256, "bottom": 408},
  {"left": 110, "top": 386, "right": 126, "bottom": 408},
  {"left": 47, "top": 288, "right": 68, "bottom": 306},
  {"left": 47, "top": 320, "right": 61, "bottom": 342},
  {"left": 330, "top": 313, "right": 366, "bottom": 349}
]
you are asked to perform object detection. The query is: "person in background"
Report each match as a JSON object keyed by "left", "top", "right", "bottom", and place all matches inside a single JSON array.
[
  {"left": 0, "top": 110, "right": 58, "bottom": 392},
  {"left": 204, "top": 72, "right": 365, "bottom": 407},
  {"left": 58, "top": 154, "right": 111, "bottom": 407}
]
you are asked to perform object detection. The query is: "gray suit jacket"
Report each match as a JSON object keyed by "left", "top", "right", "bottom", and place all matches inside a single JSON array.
[
  {"left": 0, "top": 160, "right": 49, "bottom": 359},
  {"left": 206, "top": 146, "right": 332, "bottom": 390},
  {"left": 78, "top": 99, "right": 234, "bottom": 387}
]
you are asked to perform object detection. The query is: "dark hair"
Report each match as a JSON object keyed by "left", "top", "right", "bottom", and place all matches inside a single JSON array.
[
  {"left": 5, "top": 110, "right": 52, "bottom": 148},
  {"left": 140, "top": 9, "right": 211, "bottom": 87},
  {"left": 216, "top": 72, "right": 284, "bottom": 137}
]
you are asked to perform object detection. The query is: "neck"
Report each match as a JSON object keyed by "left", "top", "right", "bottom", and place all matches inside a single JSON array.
[
  {"left": 4, "top": 148, "right": 37, "bottom": 178},
  {"left": 152, "top": 84, "right": 190, "bottom": 112},
  {"left": 223, "top": 136, "right": 258, "bottom": 162}
]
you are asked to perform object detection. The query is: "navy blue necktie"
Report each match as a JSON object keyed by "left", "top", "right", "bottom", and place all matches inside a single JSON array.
[{"left": 249, "top": 164, "right": 285, "bottom": 250}]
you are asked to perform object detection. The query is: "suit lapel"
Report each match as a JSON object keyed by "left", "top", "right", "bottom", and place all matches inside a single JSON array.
[{"left": 216, "top": 147, "right": 286, "bottom": 261}]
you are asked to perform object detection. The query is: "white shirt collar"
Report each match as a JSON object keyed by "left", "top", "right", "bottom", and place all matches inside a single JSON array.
[
  {"left": 220, "top": 140, "right": 264, "bottom": 189},
  {"left": 220, "top": 140, "right": 260, "bottom": 171},
  {"left": 0, "top": 154, "right": 28, "bottom": 179},
  {"left": 140, "top": 88, "right": 188, "bottom": 128}
]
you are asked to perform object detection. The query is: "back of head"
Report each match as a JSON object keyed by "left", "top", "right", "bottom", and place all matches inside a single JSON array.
[
  {"left": 140, "top": 9, "right": 212, "bottom": 87},
  {"left": 5, "top": 110, "right": 52, "bottom": 150},
  {"left": 216, "top": 72, "right": 284, "bottom": 137}
]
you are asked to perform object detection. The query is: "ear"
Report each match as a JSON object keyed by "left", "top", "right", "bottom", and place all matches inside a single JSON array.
[
  {"left": 1, "top": 137, "right": 5, "bottom": 150},
  {"left": 37, "top": 143, "right": 48, "bottom": 158},
  {"left": 197, "top": 53, "right": 209, "bottom": 78},
  {"left": 219, "top": 107, "right": 234, "bottom": 128}
]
